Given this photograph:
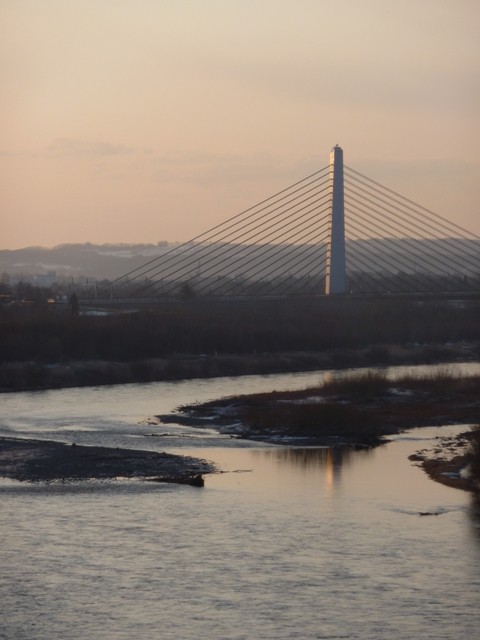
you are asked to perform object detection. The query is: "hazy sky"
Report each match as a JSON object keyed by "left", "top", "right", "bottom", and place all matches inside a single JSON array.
[{"left": 1, "top": 0, "right": 479, "bottom": 249}]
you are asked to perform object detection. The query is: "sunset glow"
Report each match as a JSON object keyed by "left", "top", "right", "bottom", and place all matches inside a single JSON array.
[{"left": 1, "top": 0, "right": 479, "bottom": 249}]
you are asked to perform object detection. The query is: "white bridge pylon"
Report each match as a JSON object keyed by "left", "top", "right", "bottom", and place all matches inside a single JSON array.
[
  {"left": 106, "top": 144, "right": 480, "bottom": 300},
  {"left": 325, "top": 144, "right": 347, "bottom": 294}
]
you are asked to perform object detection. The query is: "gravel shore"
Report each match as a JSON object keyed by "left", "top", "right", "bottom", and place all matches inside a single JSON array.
[{"left": 0, "top": 437, "right": 215, "bottom": 485}]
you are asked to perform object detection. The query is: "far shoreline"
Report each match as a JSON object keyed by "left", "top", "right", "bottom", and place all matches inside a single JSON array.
[{"left": 1, "top": 341, "right": 478, "bottom": 393}]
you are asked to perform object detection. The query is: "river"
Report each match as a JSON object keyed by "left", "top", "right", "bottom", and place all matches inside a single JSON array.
[{"left": 1, "top": 363, "right": 480, "bottom": 639}]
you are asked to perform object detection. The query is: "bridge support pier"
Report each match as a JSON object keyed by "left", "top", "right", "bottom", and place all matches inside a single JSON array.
[{"left": 325, "top": 145, "right": 347, "bottom": 294}]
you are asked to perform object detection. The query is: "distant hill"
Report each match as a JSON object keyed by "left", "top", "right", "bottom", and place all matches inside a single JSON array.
[
  {"left": 0, "top": 243, "right": 177, "bottom": 281},
  {"left": 1, "top": 239, "right": 479, "bottom": 285}
]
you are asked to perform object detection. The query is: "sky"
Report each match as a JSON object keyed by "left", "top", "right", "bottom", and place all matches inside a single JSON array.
[{"left": 1, "top": 0, "right": 479, "bottom": 249}]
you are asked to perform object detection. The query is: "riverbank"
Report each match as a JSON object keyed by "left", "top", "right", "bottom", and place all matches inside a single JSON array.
[
  {"left": 1, "top": 342, "right": 478, "bottom": 392},
  {"left": 0, "top": 437, "right": 215, "bottom": 485},
  {"left": 160, "top": 370, "right": 480, "bottom": 493},
  {"left": 163, "top": 370, "right": 480, "bottom": 443},
  {"left": 409, "top": 429, "right": 480, "bottom": 494}
]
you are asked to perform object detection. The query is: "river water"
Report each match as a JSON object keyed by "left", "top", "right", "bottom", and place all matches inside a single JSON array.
[{"left": 1, "top": 363, "right": 480, "bottom": 639}]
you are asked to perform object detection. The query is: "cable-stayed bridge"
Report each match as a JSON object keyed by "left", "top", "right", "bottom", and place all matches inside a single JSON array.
[{"left": 104, "top": 147, "right": 480, "bottom": 300}]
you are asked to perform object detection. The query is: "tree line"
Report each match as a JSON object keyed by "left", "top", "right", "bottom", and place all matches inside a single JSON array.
[{"left": 1, "top": 294, "right": 480, "bottom": 364}]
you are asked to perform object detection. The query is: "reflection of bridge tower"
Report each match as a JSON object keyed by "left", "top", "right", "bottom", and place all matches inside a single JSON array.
[{"left": 325, "top": 145, "right": 346, "bottom": 294}]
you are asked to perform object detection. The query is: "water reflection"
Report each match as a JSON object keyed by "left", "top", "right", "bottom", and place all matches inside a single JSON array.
[
  {"left": 469, "top": 494, "right": 480, "bottom": 541},
  {"left": 249, "top": 446, "right": 374, "bottom": 493}
]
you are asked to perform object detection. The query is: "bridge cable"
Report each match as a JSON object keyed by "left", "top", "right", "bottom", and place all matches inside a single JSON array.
[
  {"left": 133, "top": 185, "right": 332, "bottom": 296},
  {"left": 109, "top": 165, "right": 330, "bottom": 290},
  {"left": 344, "top": 174, "right": 480, "bottom": 265},
  {"left": 219, "top": 220, "right": 331, "bottom": 297},
  {"left": 191, "top": 204, "right": 331, "bottom": 297},
  {"left": 345, "top": 165, "right": 480, "bottom": 241},
  {"left": 132, "top": 190, "right": 332, "bottom": 297},
  {"left": 344, "top": 187, "right": 480, "bottom": 278}
]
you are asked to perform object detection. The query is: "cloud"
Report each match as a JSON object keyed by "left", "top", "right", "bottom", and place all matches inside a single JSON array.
[
  {"left": 354, "top": 157, "right": 480, "bottom": 184},
  {"left": 0, "top": 138, "right": 153, "bottom": 160},
  {"left": 149, "top": 150, "right": 300, "bottom": 188},
  {"left": 46, "top": 138, "right": 143, "bottom": 158}
]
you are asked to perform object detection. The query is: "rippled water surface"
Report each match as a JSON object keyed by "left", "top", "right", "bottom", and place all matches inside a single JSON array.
[{"left": 1, "top": 364, "right": 480, "bottom": 639}]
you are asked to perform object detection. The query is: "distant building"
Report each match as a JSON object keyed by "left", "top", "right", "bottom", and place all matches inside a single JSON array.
[{"left": 34, "top": 271, "right": 57, "bottom": 286}]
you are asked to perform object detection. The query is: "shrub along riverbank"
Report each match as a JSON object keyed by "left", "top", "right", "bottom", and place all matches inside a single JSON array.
[
  {"left": 1, "top": 343, "right": 478, "bottom": 392},
  {"left": 1, "top": 295, "right": 480, "bottom": 391}
]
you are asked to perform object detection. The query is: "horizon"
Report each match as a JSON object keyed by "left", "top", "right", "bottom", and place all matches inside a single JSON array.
[{"left": 4, "top": 232, "right": 480, "bottom": 255}]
